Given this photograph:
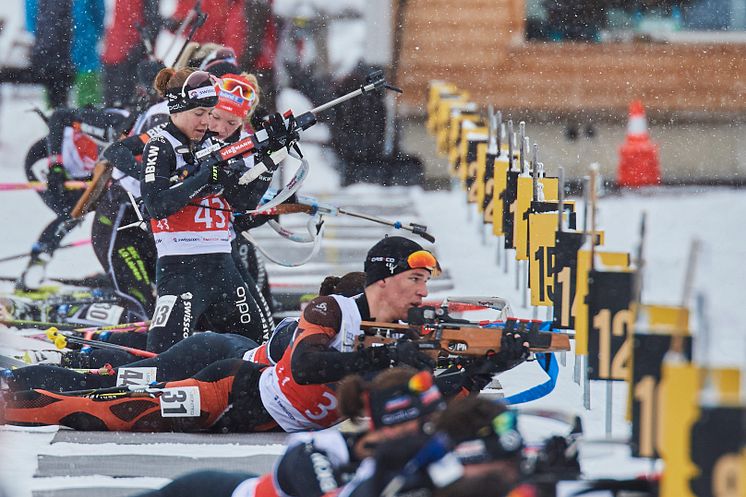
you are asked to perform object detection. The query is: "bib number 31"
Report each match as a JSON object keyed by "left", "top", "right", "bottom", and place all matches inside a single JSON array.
[{"left": 159, "top": 386, "right": 201, "bottom": 417}]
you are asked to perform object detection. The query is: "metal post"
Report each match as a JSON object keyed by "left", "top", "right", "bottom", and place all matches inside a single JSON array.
[
  {"left": 503, "top": 240, "right": 509, "bottom": 274},
  {"left": 573, "top": 353, "right": 581, "bottom": 384},
  {"left": 550, "top": 306, "right": 567, "bottom": 367},
  {"left": 605, "top": 380, "right": 613, "bottom": 437},
  {"left": 583, "top": 355, "right": 591, "bottom": 410},
  {"left": 522, "top": 261, "right": 528, "bottom": 309},
  {"left": 478, "top": 206, "right": 485, "bottom": 244},
  {"left": 496, "top": 237, "right": 501, "bottom": 265}
]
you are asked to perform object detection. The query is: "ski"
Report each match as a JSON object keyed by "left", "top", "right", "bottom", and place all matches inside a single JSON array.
[{"left": 0, "top": 239, "right": 92, "bottom": 264}]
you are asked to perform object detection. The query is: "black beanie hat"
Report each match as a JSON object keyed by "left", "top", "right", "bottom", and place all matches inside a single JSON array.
[
  {"left": 366, "top": 371, "right": 445, "bottom": 429},
  {"left": 364, "top": 236, "right": 434, "bottom": 286}
]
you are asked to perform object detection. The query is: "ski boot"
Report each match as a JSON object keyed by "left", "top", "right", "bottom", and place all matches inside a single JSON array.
[{"left": 15, "top": 248, "right": 52, "bottom": 292}]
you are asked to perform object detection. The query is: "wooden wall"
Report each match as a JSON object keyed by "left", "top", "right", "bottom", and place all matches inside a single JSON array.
[{"left": 395, "top": 0, "right": 746, "bottom": 117}]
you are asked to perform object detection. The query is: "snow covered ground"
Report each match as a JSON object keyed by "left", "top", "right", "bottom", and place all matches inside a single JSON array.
[
  {"left": 0, "top": 0, "right": 744, "bottom": 490},
  {"left": 0, "top": 80, "right": 744, "bottom": 495}
]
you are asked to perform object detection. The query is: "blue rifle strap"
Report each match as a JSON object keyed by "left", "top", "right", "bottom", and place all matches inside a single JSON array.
[
  {"left": 502, "top": 352, "right": 558, "bottom": 405},
  {"left": 492, "top": 320, "right": 558, "bottom": 405}
]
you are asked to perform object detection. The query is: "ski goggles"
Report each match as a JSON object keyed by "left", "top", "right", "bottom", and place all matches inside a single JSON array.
[
  {"left": 452, "top": 410, "right": 523, "bottom": 464},
  {"left": 214, "top": 75, "right": 258, "bottom": 118},
  {"left": 166, "top": 71, "right": 219, "bottom": 114},
  {"left": 399, "top": 250, "right": 441, "bottom": 277}
]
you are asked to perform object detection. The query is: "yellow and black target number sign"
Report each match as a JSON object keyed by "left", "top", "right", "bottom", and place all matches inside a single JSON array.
[
  {"left": 528, "top": 203, "right": 576, "bottom": 307},
  {"left": 690, "top": 405, "right": 745, "bottom": 497},
  {"left": 501, "top": 169, "right": 520, "bottom": 249},
  {"left": 551, "top": 231, "right": 584, "bottom": 329},
  {"left": 466, "top": 141, "right": 486, "bottom": 203},
  {"left": 586, "top": 269, "right": 634, "bottom": 381},
  {"left": 631, "top": 333, "right": 693, "bottom": 458},
  {"left": 528, "top": 212, "right": 558, "bottom": 307},
  {"left": 481, "top": 152, "right": 496, "bottom": 224},
  {"left": 490, "top": 157, "right": 510, "bottom": 234}
]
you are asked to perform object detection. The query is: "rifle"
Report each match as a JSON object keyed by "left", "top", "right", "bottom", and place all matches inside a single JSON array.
[
  {"left": 71, "top": 160, "right": 114, "bottom": 218},
  {"left": 251, "top": 192, "right": 436, "bottom": 243},
  {"left": 188, "top": 70, "right": 401, "bottom": 185},
  {"left": 357, "top": 306, "right": 571, "bottom": 360}
]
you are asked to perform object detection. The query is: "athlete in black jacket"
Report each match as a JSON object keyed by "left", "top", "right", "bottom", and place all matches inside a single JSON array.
[{"left": 138, "top": 67, "right": 270, "bottom": 352}]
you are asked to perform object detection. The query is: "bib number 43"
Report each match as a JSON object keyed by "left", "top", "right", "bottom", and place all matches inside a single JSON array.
[{"left": 194, "top": 197, "right": 227, "bottom": 229}]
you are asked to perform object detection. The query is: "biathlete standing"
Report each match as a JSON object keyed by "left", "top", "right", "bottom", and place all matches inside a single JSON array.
[
  {"left": 138, "top": 67, "right": 272, "bottom": 352},
  {"left": 18, "top": 106, "right": 129, "bottom": 291},
  {"left": 205, "top": 72, "right": 278, "bottom": 327}
]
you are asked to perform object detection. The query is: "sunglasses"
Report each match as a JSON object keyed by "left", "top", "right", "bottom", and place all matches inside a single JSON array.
[
  {"left": 401, "top": 250, "right": 441, "bottom": 277},
  {"left": 180, "top": 71, "right": 219, "bottom": 98},
  {"left": 219, "top": 77, "right": 258, "bottom": 107}
]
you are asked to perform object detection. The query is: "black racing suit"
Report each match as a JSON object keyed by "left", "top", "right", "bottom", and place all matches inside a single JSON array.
[
  {"left": 96, "top": 118, "right": 273, "bottom": 324},
  {"left": 210, "top": 126, "right": 277, "bottom": 322},
  {"left": 139, "top": 121, "right": 270, "bottom": 352},
  {"left": 23, "top": 107, "right": 128, "bottom": 265},
  {"left": 5, "top": 318, "right": 300, "bottom": 392}
]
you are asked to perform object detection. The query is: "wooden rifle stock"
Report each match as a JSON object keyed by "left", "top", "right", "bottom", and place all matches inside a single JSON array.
[{"left": 71, "top": 160, "right": 113, "bottom": 218}]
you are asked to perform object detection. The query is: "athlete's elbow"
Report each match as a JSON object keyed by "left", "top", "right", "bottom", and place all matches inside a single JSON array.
[{"left": 142, "top": 199, "right": 171, "bottom": 220}]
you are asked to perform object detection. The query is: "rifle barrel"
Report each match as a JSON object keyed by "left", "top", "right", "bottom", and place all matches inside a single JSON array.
[{"left": 310, "top": 80, "right": 382, "bottom": 115}]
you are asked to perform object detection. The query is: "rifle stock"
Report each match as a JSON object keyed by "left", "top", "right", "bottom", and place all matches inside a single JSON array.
[{"left": 71, "top": 160, "right": 113, "bottom": 218}]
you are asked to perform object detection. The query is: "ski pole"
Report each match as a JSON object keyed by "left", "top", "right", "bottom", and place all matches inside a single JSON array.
[
  {"left": 335, "top": 207, "right": 435, "bottom": 243},
  {"left": 0, "top": 181, "right": 89, "bottom": 192},
  {"left": 0, "top": 239, "right": 91, "bottom": 264},
  {"left": 172, "top": 0, "right": 208, "bottom": 66},
  {"left": 0, "top": 318, "right": 148, "bottom": 333},
  {"left": 69, "top": 363, "right": 116, "bottom": 376},
  {"left": 46, "top": 327, "right": 157, "bottom": 358},
  {"left": 1, "top": 319, "right": 81, "bottom": 331}
]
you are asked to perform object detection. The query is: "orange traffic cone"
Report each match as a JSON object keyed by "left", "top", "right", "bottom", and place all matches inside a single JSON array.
[{"left": 617, "top": 100, "right": 660, "bottom": 187}]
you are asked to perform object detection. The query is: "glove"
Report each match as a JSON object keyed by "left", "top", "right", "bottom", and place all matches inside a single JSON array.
[
  {"left": 532, "top": 436, "right": 581, "bottom": 477},
  {"left": 262, "top": 112, "right": 298, "bottom": 153},
  {"left": 46, "top": 162, "right": 67, "bottom": 198},
  {"left": 193, "top": 161, "right": 229, "bottom": 186},
  {"left": 462, "top": 357, "right": 499, "bottom": 393},
  {"left": 489, "top": 331, "right": 530, "bottom": 372},
  {"left": 358, "top": 344, "right": 395, "bottom": 370},
  {"left": 389, "top": 341, "right": 435, "bottom": 371}
]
